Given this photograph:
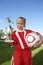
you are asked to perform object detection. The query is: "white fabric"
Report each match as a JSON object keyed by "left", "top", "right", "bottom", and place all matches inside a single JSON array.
[
  {"left": 15, "top": 31, "right": 24, "bottom": 49},
  {"left": 11, "top": 56, "right": 14, "bottom": 65}
]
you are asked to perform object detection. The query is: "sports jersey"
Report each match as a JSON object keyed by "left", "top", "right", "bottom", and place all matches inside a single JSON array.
[{"left": 11, "top": 29, "right": 32, "bottom": 65}]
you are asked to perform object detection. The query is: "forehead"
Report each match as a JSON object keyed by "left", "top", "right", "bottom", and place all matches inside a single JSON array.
[{"left": 16, "top": 18, "right": 24, "bottom": 23}]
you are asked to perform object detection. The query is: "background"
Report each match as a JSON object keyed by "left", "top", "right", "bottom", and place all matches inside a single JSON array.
[
  {"left": 0, "top": 0, "right": 43, "bottom": 65},
  {"left": 0, "top": 0, "right": 43, "bottom": 35}
]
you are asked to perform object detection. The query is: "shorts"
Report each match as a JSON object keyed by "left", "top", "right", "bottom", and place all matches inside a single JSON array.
[{"left": 11, "top": 48, "right": 32, "bottom": 65}]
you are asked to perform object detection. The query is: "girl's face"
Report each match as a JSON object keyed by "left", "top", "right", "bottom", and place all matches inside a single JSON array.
[{"left": 16, "top": 18, "right": 25, "bottom": 30}]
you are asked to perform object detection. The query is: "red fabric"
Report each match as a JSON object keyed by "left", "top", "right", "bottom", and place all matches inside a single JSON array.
[
  {"left": 12, "top": 49, "right": 32, "bottom": 65},
  {"left": 11, "top": 29, "right": 32, "bottom": 65},
  {"left": 11, "top": 29, "right": 32, "bottom": 49}
]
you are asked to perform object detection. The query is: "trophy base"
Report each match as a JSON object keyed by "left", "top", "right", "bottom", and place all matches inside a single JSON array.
[{"left": 0, "top": 40, "right": 14, "bottom": 43}]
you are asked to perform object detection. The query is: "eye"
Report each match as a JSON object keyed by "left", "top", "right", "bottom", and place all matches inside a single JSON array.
[{"left": 17, "top": 23, "right": 20, "bottom": 24}]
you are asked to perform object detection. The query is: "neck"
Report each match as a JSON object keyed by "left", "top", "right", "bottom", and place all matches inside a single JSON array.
[{"left": 17, "top": 29, "right": 24, "bottom": 32}]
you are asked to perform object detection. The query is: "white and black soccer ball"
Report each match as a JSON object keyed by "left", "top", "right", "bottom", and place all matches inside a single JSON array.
[{"left": 26, "top": 32, "right": 40, "bottom": 47}]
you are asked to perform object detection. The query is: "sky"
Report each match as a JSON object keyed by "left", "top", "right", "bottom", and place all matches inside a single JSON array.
[{"left": 0, "top": 0, "right": 43, "bottom": 35}]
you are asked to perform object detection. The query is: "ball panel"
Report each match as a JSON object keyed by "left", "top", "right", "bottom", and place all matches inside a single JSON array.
[
  {"left": 26, "top": 32, "right": 40, "bottom": 47},
  {"left": 27, "top": 35, "right": 35, "bottom": 43}
]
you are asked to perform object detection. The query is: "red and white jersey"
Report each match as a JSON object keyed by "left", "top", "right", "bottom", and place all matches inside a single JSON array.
[{"left": 11, "top": 29, "right": 32, "bottom": 50}]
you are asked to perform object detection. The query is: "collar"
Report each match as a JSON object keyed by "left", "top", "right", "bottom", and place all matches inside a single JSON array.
[{"left": 16, "top": 29, "right": 25, "bottom": 32}]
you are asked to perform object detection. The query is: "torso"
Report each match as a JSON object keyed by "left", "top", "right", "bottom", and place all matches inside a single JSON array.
[{"left": 12, "top": 29, "right": 32, "bottom": 50}]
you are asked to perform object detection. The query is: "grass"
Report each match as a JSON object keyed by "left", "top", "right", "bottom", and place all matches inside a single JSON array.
[
  {"left": 32, "top": 45, "right": 43, "bottom": 65},
  {"left": 0, "top": 42, "right": 43, "bottom": 65},
  {"left": 0, "top": 42, "right": 14, "bottom": 65}
]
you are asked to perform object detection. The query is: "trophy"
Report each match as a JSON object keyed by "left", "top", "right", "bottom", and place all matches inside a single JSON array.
[
  {"left": 0, "top": 18, "right": 14, "bottom": 43},
  {"left": 5, "top": 18, "right": 14, "bottom": 42}
]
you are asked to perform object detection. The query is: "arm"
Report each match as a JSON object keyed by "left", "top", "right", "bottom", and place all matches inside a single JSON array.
[
  {"left": 6, "top": 35, "right": 14, "bottom": 46},
  {"left": 33, "top": 33, "right": 43, "bottom": 47}
]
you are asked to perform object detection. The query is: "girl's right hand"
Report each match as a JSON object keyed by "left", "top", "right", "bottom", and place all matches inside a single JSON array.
[{"left": 5, "top": 35, "right": 14, "bottom": 46}]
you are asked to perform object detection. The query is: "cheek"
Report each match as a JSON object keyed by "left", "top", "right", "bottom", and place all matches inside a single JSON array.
[
  {"left": 21, "top": 25, "right": 24, "bottom": 28},
  {"left": 16, "top": 24, "right": 19, "bottom": 27},
  {"left": 21, "top": 24, "right": 25, "bottom": 27}
]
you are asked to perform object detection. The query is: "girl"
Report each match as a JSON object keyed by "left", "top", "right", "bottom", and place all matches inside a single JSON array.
[{"left": 7, "top": 17, "right": 43, "bottom": 65}]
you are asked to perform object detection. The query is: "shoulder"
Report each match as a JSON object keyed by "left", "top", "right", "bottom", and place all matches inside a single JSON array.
[
  {"left": 11, "top": 30, "right": 16, "bottom": 36},
  {"left": 11, "top": 30, "right": 17, "bottom": 39},
  {"left": 24, "top": 29, "right": 33, "bottom": 35},
  {"left": 25, "top": 29, "right": 33, "bottom": 33}
]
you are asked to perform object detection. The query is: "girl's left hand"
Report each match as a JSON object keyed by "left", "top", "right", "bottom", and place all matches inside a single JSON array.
[{"left": 33, "top": 34, "right": 43, "bottom": 47}]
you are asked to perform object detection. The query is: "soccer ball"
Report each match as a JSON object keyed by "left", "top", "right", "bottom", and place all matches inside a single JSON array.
[{"left": 26, "top": 32, "right": 40, "bottom": 47}]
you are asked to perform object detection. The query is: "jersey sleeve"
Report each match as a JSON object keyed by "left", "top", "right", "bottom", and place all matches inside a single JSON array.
[
  {"left": 26, "top": 29, "right": 33, "bottom": 34},
  {"left": 11, "top": 31, "right": 16, "bottom": 46},
  {"left": 27, "top": 29, "right": 40, "bottom": 34}
]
